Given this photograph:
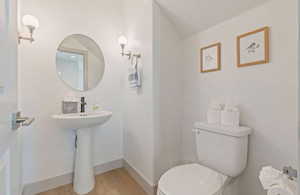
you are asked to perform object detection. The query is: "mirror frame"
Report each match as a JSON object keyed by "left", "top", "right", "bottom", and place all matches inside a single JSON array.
[{"left": 55, "top": 34, "right": 105, "bottom": 92}]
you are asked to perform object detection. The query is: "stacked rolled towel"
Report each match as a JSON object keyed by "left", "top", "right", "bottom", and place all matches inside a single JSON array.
[
  {"left": 259, "top": 166, "right": 297, "bottom": 195},
  {"left": 221, "top": 104, "right": 240, "bottom": 127},
  {"left": 259, "top": 166, "right": 282, "bottom": 189},
  {"left": 207, "top": 102, "right": 223, "bottom": 124}
]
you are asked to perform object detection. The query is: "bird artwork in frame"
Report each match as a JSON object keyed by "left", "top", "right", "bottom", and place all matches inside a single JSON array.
[
  {"left": 200, "top": 43, "right": 221, "bottom": 73},
  {"left": 237, "top": 26, "right": 270, "bottom": 67}
]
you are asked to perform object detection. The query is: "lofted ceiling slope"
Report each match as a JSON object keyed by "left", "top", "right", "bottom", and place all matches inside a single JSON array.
[{"left": 156, "top": 0, "right": 270, "bottom": 37}]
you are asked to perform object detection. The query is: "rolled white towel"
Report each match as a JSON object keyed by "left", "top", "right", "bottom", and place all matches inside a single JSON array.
[
  {"left": 209, "top": 101, "right": 224, "bottom": 110},
  {"left": 259, "top": 166, "right": 297, "bottom": 195},
  {"left": 259, "top": 166, "right": 282, "bottom": 190},
  {"left": 211, "top": 104, "right": 223, "bottom": 110},
  {"left": 220, "top": 104, "right": 240, "bottom": 126},
  {"left": 224, "top": 105, "right": 239, "bottom": 112},
  {"left": 280, "top": 175, "right": 297, "bottom": 195},
  {"left": 207, "top": 109, "right": 221, "bottom": 124},
  {"left": 207, "top": 101, "right": 223, "bottom": 124},
  {"left": 267, "top": 185, "right": 294, "bottom": 195}
]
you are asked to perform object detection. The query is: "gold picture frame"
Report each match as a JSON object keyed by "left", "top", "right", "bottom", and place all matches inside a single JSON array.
[
  {"left": 200, "top": 43, "right": 221, "bottom": 73},
  {"left": 237, "top": 26, "right": 270, "bottom": 67}
]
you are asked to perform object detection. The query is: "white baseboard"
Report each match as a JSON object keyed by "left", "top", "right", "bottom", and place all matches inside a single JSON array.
[
  {"left": 22, "top": 159, "right": 123, "bottom": 195},
  {"left": 94, "top": 159, "right": 123, "bottom": 175},
  {"left": 22, "top": 159, "right": 156, "bottom": 195},
  {"left": 123, "top": 160, "right": 156, "bottom": 195}
]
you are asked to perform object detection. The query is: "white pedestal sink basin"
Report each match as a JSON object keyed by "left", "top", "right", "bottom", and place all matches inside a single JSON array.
[{"left": 52, "top": 111, "right": 112, "bottom": 194}]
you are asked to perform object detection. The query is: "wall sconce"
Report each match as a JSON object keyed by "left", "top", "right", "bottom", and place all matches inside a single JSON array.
[
  {"left": 118, "top": 35, "right": 131, "bottom": 59},
  {"left": 18, "top": 15, "right": 39, "bottom": 43},
  {"left": 118, "top": 35, "right": 142, "bottom": 60}
]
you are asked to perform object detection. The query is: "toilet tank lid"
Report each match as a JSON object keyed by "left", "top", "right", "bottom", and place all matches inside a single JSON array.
[{"left": 194, "top": 122, "right": 252, "bottom": 137}]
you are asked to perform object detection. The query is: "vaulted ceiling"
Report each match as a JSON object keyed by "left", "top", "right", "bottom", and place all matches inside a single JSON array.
[{"left": 156, "top": 0, "right": 270, "bottom": 37}]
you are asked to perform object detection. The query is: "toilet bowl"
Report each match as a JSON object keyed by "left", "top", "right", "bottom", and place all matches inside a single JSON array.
[
  {"left": 158, "top": 164, "right": 228, "bottom": 195},
  {"left": 157, "top": 122, "right": 252, "bottom": 195}
]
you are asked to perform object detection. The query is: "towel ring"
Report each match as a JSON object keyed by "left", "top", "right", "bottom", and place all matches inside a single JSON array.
[{"left": 131, "top": 53, "right": 141, "bottom": 68}]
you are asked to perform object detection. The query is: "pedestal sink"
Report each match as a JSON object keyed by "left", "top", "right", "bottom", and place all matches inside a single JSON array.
[{"left": 52, "top": 111, "right": 112, "bottom": 194}]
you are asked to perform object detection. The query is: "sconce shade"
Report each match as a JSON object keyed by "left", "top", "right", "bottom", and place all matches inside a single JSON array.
[
  {"left": 118, "top": 35, "right": 128, "bottom": 46},
  {"left": 22, "top": 15, "right": 39, "bottom": 29}
]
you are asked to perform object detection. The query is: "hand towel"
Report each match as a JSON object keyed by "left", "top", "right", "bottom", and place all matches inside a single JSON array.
[{"left": 128, "top": 66, "right": 141, "bottom": 88}]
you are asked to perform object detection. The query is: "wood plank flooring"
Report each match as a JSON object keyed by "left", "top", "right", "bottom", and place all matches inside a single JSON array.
[{"left": 38, "top": 168, "right": 148, "bottom": 195}]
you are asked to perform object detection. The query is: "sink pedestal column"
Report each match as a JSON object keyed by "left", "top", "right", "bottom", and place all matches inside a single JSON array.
[{"left": 73, "top": 128, "right": 95, "bottom": 194}]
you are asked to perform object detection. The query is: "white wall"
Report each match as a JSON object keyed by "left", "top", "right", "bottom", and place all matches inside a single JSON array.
[
  {"left": 153, "top": 2, "right": 183, "bottom": 184},
  {"left": 19, "top": 1, "right": 298, "bottom": 194},
  {"left": 121, "top": 0, "right": 184, "bottom": 187},
  {"left": 182, "top": 1, "right": 298, "bottom": 195},
  {"left": 121, "top": 0, "right": 155, "bottom": 186},
  {"left": 19, "top": 0, "right": 124, "bottom": 184},
  {"left": 19, "top": 0, "right": 184, "bottom": 189}
]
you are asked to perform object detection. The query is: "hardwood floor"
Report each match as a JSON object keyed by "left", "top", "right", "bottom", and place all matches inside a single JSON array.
[{"left": 38, "top": 168, "right": 148, "bottom": 195}]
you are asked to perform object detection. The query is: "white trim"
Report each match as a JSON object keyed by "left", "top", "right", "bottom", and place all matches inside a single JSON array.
[
  {"left": 22, "top": 159, "right": 123, "bottom": 195},
  {"left": 0, "top": 150, "right": 10, "bottom": 195},
  {"left": 22, "top": 159, "right": 157, "bottom": 195},
  {"left": 123, "top": 160, "right": 156, "bottom": 195}
]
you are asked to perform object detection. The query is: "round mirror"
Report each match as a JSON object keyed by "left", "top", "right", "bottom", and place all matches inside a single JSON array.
[{"left": 56, "top": 34, "right": 105, "bottom": 91}]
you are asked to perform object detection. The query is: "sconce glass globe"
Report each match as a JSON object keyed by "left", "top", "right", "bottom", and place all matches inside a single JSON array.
[
  {"left": 22, "top": 15, "right": 39, "bottom": 29},
  {"left": 118, "top": 35, "right": 128, "bottom": 46}
]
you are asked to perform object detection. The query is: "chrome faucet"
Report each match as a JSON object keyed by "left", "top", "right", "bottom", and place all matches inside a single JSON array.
[{"left": 80, "top": 97, "right": 87, "bottom": 113}]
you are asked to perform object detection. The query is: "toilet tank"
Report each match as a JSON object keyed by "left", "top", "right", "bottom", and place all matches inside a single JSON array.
[{"left": 193, "top": 122, "right": 252, "bottom": 177}]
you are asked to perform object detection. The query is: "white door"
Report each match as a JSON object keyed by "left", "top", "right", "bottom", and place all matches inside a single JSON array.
[{"left": 0, "top": 0, "right": 21, "bottom": 195}]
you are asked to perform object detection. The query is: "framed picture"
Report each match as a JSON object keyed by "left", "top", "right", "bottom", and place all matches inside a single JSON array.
[
  {"left": 200, "top": 43, "right": 221, "bottom": 73},
  {"left": 237, "top": 27, "right": 270, "bottom": 67}
]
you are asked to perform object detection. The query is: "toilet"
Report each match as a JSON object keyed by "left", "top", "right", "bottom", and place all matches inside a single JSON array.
[{"left": 157, "top": 122, "right": 252, "bottom": 195}]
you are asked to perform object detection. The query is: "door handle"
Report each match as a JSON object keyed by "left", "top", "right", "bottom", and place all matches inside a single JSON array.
[
  {"left": 16, "top": 117, "right": 35, "bottom": 126},
  {"left": 11, "top": 112, "right": 35, "bottom": 130}
]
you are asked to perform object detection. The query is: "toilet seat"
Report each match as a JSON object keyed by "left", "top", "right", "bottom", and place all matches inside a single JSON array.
[{"left": 157, "top": 164, "right": 228, "bottom": 195}]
